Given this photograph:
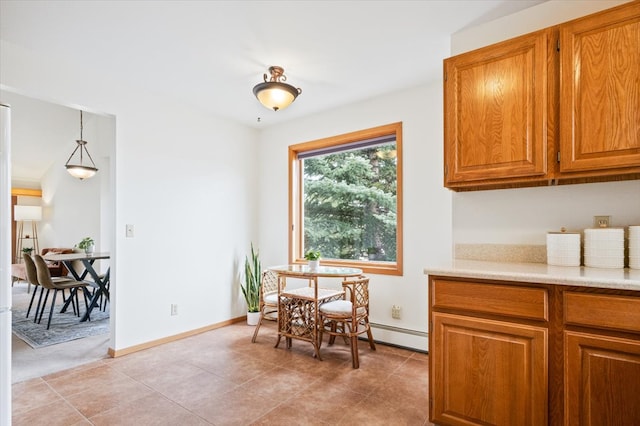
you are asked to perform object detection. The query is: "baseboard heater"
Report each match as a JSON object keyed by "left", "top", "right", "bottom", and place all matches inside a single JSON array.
[{"left": 368, "top": 322, "right": 429, "bottom": 353}]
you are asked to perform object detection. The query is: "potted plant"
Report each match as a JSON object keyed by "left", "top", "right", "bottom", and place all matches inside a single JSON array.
[
  {"left": 77, "top": 237, "right": 95, "bottom": 254},
  {"left": 304, "top": 249, "right": 321, "bottom": 269},
  {"left": 241, "top": 243, "right": 261, "bottom": 325},
  {"left": 21, "top": 247, "right": 34, "bottom": 258}
]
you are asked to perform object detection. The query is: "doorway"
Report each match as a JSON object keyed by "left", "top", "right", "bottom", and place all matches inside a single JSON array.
[{"left": 1, "top": 90, "right": 116, "bottom": 384}]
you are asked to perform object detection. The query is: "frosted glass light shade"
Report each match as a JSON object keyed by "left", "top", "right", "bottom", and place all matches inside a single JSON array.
[
  {"left": 14, "top": 205, "right": 42, "bottom": 221},
  {"left": 254, "top": 82, "right": 299, "bottom": 111},
  {"left": 252, "top": 66, "right": 301, "bottom": 111},
  {"left": 66, "top": 164, "right": 98, "bottom": 180}
]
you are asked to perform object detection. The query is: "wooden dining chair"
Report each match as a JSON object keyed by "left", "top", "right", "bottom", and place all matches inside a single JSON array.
[
  {"left": 251, "top": 270, "right": 280, "bottom": 343},
  {"left": 33, "top": 254, "right": 90, "bottom": 329},
  {"left": 318, "top": 275, "right": 376, "bottom": 368}
]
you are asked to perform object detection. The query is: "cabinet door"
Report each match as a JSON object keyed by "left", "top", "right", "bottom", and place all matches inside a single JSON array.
[
  {"left": 559, "top": 3, "right": 640, "bottom": 174},
  {"left": 565, "top": 331, "right": 640, "bottom": 426},
  {"left": 430, "top": 312, "right": 547, "bottom": 426},
  {"left": 444, "top": 29, "right": 551, "bottom": 187}
]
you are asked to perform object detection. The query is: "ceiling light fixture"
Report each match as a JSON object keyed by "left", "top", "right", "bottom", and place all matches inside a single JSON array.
[
  {"left": 252, "top": 66, "right": 302, "bottom": 111},
  {"left": 65, "top": 110, "right": 98, "bottom": 180}
]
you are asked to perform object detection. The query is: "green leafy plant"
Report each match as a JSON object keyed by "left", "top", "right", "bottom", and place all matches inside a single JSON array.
[
  {"left": 241, "top": 243, "right": 261, "bottom": 313},
  {"left": 21, "top": 247, "right": 34, "bottom": 255},
  {"left": 76, "top": 237, "right": 94, "bottom": 250},
  {"left": 304, "top": 250, "right": 321, "bottom": 261}
]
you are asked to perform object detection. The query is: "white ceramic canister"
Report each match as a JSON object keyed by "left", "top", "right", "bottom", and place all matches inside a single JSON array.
[
  {"left": 583, "top": 227, "right": 624, "bottom": 269},
  {"left": 546, "top": 229, "right": 581, "bottom": 266},
  {"left": 629, "top": 225, "right": 640, "bottom": 269}
]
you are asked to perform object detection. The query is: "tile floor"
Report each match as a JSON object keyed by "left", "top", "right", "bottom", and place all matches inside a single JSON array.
[{"left": 12, "top": 321, "right": 434, "bottom": 425}]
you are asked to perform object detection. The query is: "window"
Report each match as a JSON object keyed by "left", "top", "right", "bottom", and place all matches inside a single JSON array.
[{"left": 289, "top": 122, "right": 403, "bottom": 275}]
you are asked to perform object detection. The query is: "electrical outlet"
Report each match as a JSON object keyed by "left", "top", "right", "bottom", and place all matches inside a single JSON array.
[
  {"left": 171, "top": 304, "right": 178, "bottom": 316},
  {"left": 392, "top": 305, "right": 401, "bottom": 319},
  {"left": 593, "top": 215, "right": 611, "bottom": 228}
]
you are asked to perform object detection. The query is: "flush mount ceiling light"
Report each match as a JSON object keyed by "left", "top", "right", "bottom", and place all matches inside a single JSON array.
[
  {"left": 65, "top": 110, "right": 98, "bottom": 180},
  {"left": 252, "top": 66, "right": 302, "bottom": 111}
]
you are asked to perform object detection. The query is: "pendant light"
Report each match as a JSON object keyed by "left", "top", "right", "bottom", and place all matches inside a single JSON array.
[
  {"left": 65, "top": 110, "right": 98, "bottom": 180},
  {"left": 252, "top": 66, "right": 302, "bottom": 111}
]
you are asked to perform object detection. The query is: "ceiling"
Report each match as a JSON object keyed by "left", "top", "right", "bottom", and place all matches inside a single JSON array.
[{"left": 1, "top": 0, "right": 546, "bottom": 182}]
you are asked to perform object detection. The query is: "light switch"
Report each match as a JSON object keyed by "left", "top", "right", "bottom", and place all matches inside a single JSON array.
[{"left": 125, "top": 224, "right": 134, "bottom": 238}]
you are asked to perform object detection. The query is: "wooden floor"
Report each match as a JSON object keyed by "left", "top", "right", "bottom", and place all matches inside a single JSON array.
[{"left": 12, "top": 320, "right": 434, "bottom": 425}]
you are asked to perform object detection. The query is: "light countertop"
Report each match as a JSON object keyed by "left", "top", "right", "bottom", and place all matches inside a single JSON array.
[{"left": 424, "top": 259, "right": 640, "bottom": 292}]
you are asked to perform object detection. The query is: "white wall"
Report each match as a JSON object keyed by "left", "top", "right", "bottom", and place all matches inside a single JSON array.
[
  {"left": 451, "top": 0, "right": 640, "bottom": 247},
  {"left": 258, "top": 81, "right": 452, "bottom": 349},
  {"left": 1, "top": 39, "right": 260, "bottom": 350}
]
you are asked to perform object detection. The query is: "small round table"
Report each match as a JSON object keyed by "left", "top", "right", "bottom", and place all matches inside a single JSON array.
[{"left": 268, "top": 265, "right": 363, "bottom": 360}]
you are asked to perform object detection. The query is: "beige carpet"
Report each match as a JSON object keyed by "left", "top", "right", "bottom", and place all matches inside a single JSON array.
[{"left": 11, "top": 280, "right": 110, "bottom": 384}]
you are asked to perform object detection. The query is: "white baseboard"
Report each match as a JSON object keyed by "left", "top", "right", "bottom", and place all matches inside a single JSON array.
[{"left": 369, "top": 322, "right": 428, "bottom": 353}]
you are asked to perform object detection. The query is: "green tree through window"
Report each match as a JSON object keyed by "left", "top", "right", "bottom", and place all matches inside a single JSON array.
[{"left": 289, "top": 122, "right": 403, "bottom": 275}]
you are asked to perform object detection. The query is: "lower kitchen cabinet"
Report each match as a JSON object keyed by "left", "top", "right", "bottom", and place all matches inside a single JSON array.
[
  {"left": 564, "top": 331, "right": 640, "bottom": 426},
  {"left": 431, "top": 312, "right": 547, "bottom": 425},
  {"left": 429, "top": 276, "right": 640, "bottom": 426}
]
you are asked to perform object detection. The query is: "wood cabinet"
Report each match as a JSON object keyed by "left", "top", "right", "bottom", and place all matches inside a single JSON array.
[
  {"left": 444, "top": 2, "right": 640, "bottom": 191},
  {"left": 443, "top": 29, "right": 552, "bottom": 187},
  {"left": 428, "top": 276, "right": 640, "bottom": 426},
  {"left": 559, "top": 4, "right": 640, "bottom": 177},
  {"left": 563, "top": 292, "right": 640, "bottom": 425},
  {"left": 564, "top": 332, "right": 640, "bottom": 426},
  {"left": 429, "top": 278, "right": 549, "bottom": 425},
  {"left": 431, "top": 312, "right": 547, "bottom": 425}
]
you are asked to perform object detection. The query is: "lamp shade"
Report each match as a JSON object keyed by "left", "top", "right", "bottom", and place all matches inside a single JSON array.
[
  {"left": 66, "top": 164, "right": 98, "bottom": 180},
  {"left": 253, "top": 82, "right": 299, "bottom": 111},
  {"left": 14, "top": 205, "right": 42, "bottom": 221},
  {"left": 253, "top": 66, "right": 301, "bottom": 111}
]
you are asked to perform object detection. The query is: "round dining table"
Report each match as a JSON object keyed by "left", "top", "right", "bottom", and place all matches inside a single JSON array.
[{"left": 267, "top": 264, "right": 363, "bottom": 360}]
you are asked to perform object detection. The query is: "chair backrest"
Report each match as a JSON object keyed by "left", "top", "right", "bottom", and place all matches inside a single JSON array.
[
  {"left": 23, "top": 254, "right": 40, "bottom": 287},
  {"left": 261, "top": 270, "right": 279, "bottom": 296},
  {"left": 33, "top": 254, "right": 56, "bottom": 289},
  {"left": 342, "top": 275, "right": 370, "bottom": 314}
]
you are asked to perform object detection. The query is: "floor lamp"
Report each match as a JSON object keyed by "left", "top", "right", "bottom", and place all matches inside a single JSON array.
[{"left": 14, "top": 205, "right": 42, "bottom": 263}]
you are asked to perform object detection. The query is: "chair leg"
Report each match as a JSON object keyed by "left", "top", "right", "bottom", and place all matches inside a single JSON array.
[
  {"left": 328, "top": 321, "right": 337, "bottom": 345},
  {"left": 37, "top": 289, "right": 50, "bottom": 324},
  {"left": 251, "top": 312, "right": 264, "bottom": 343},
  {"left": 46, "top": 289, "right": 59, "bottom": 330},
  {"left": 83, "top": 287, "right": 90, "bottom": 312},
  {"left": 365, "top": 319, "right": 376, "bottom": 350},
  {"left": 103, "top": 282, "right": 110, "bottom": 311},
  {"left": 26, "top": 285, "right": 39, "bottom": 318},
  {"left": 64, "top": 289, "right": 79, "bottom": 316},
  {"left": 350, "top": 334, "right": 360, "bottom": 369},
  {"left": 33, "top": 287, "right": 45, "bottom": 323},
  {"left": 318, "top": 317, "right": 327, "bottom": 348}
]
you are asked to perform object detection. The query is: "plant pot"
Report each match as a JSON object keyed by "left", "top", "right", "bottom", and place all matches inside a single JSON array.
[
  {"left": 308, "top": 260, "right": 320, "bottom": 270},
  {"left": 84, "top": 244, "right": 95, "bottom": 255},
  {"left": 247, "top": 311, "right": 261, "bottom": 326}
]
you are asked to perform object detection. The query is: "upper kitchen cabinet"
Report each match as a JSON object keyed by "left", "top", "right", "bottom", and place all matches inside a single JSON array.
[
  {"left": 444, "top": 29, "right": 554, "bottom": 190},
  {"left": 444, "top": 1, "right": 640, "bottom": 191},
  {"left": 559, "top": 2, "right": 640, "bottom": 178}
]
